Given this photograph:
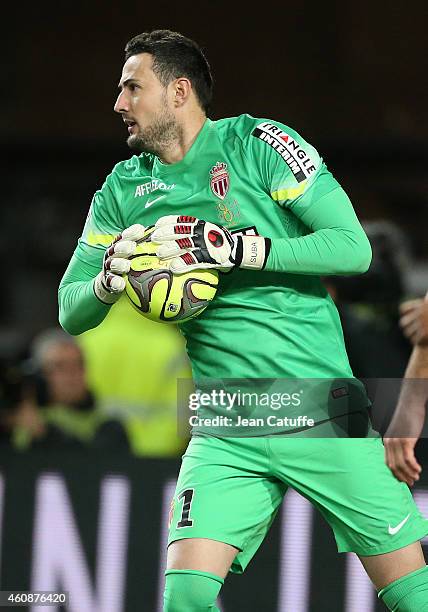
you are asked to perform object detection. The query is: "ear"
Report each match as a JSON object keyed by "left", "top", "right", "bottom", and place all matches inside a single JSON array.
[{"left": 173, "top": 77, "right": 192, "bottom": 107}]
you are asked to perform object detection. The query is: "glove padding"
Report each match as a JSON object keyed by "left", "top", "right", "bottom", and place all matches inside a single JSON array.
[
  {"left": 151, "top": 215, "right": 270, "bottom": 274},
  {"left": 94, "top": 224, "right": 146, "bottom": 304}
]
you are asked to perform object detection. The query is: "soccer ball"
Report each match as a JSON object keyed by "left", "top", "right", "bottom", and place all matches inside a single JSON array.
[{"left": 125, "top": 226, "right": 219, "bottom": 323}]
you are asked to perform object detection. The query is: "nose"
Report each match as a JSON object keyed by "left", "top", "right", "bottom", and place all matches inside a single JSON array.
[{"left": 114, "top": 90, "right": 128, "bottom": 114}]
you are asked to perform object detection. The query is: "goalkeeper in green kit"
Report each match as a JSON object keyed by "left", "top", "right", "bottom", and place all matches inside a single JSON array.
[{"left": 58, "top": 29, "right": 428, "bottom": 611}]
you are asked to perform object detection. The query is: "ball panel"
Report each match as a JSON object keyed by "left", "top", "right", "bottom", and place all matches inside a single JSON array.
[
  {"left": 190, "top": 269, "right": 220, "bottom": 288},
  {"left": 126, "top": 281, "right": 143, "bottom": 309},
  {"left": 163, "top": 276, "right": 186, "bottom": 320},
  {"left": 129, "top": 253, "right": 159, "bottom": 272},
  {"left": 147, "top": 277, "right": 170, "bottom": 321},
  {"left": 124, "top": 225, "right": 218, "bottom": 324},
  {"left": 190, "top": 282, "right": 218, "bottom": 301},
  {"left": 127, "top": 270, "right": 171, "bottom": 314}
]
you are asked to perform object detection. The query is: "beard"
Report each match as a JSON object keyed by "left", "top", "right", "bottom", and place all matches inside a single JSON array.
[{"left": 126, "top": 99, "right": 181, "bottom": 157}]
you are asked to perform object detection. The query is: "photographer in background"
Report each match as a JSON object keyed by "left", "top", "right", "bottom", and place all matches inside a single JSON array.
[
  {"left": 0, "top": 359, "right": 45, "bottom": 448},
  {"left": 32, "top": 328, "right": 93, "bottom": 410},
  {"left": 27, "top": 328, "right": 129, "bottom": 449},
  {"left": 27, "top": 328, "right": 98, "bottom": 447}
]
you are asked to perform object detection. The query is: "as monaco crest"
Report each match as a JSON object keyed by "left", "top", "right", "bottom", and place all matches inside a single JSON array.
[{"left": 210, "top": 161, "right": 230, "bottom": 200}]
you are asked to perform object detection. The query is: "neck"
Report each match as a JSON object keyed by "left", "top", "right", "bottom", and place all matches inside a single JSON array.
[{"left": 158, "top": 112, "right": 207, "bottom": 164}]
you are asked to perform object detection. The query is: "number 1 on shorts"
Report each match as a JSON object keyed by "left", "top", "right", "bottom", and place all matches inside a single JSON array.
[{"left": 177, "top": 489, "right": 194, "bottom": 528}]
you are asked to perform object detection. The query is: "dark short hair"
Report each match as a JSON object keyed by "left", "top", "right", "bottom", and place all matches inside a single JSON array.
[{"left": 125, "top": 30, "right": 213, "bottom": 113}]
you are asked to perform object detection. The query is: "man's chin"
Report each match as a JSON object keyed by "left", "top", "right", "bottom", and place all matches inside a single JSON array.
[{"left": 126, "top": 134, "right": 146, "bottom": 152}]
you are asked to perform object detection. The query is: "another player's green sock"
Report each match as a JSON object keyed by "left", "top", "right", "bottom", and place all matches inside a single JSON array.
[
  {"left": 163, "top": 569, "right": 224, "bottom": 611},
  {"left": 378, "top": 565, "right": 428, "bottom": 611}
]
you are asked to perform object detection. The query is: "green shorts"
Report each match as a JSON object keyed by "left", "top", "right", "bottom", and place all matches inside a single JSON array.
[{"left": 168, "top": 430, "right": 428, "bottom": 574}]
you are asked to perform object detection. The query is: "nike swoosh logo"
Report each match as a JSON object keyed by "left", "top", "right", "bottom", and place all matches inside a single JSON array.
[
  {"left": 145, "top": 195, "right": 166, "bottom": 208},
  {"left": 388, "top": 513, "right": 411, "bottom": 535}
]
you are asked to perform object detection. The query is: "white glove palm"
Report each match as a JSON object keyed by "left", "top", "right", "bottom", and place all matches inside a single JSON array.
[{"left": 94, "top": 224, "right": 146, "bottom": 304}]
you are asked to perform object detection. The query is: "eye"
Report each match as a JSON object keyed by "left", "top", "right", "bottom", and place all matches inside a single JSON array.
[{"left": 129, "top": 83, "right": 139, "bottom": 92}]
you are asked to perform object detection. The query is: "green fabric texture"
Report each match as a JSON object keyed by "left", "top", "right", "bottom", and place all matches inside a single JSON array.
[
  {"left": 378, "top": 565, "right": 428, "bottom": 611},
  {"left": 59, "top": 252, "right": 110, "bottom": 335},
  {"left": 266, "top": 185, "right": 371, "bottom": 275},
  {"left": 164, "top": 569, "right": 223, "bottom": 611},
  {"left": 168, "top": 436, "right": 428, "bottom": 573}
]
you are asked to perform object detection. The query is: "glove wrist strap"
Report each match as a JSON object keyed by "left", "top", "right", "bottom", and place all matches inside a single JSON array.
[
  {"left": 239, "top": 236, "right": 271, "bottom": 270},
  {"left": 93, "top": 272, "right": 120, "bottom": 305}
]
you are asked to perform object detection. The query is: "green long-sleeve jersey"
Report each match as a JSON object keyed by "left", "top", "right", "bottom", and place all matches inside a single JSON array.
[{"left": 59, "top": 114, "right": 371, "bottom": 398}]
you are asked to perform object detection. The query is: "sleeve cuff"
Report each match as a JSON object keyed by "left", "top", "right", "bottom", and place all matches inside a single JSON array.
[
  {"left": 240, "top": 236, "right": 271, "bottom": 270},
  {"left": 93, "top": 272, "right": 121, "bottom": 305}
]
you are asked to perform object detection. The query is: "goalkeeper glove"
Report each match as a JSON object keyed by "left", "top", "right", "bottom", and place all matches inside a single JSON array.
[
  {"left": 151, "top": 215, "right": 271, "bottom": 273},
  {"left": 93, "top": 224, "right": 146, "bottom": 304}
]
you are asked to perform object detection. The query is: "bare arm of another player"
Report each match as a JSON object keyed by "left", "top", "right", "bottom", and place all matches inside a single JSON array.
[
  {"left": 399, "top": 298, "right": 428, "bottom": 346},
  {"left": 384, "top": 298, "right": 428, "bottom": 486}
]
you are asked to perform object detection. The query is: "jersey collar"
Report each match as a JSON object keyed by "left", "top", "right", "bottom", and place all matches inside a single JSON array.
[{"left": 153, "top": 117, "right": 213, "bottom": 174}]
